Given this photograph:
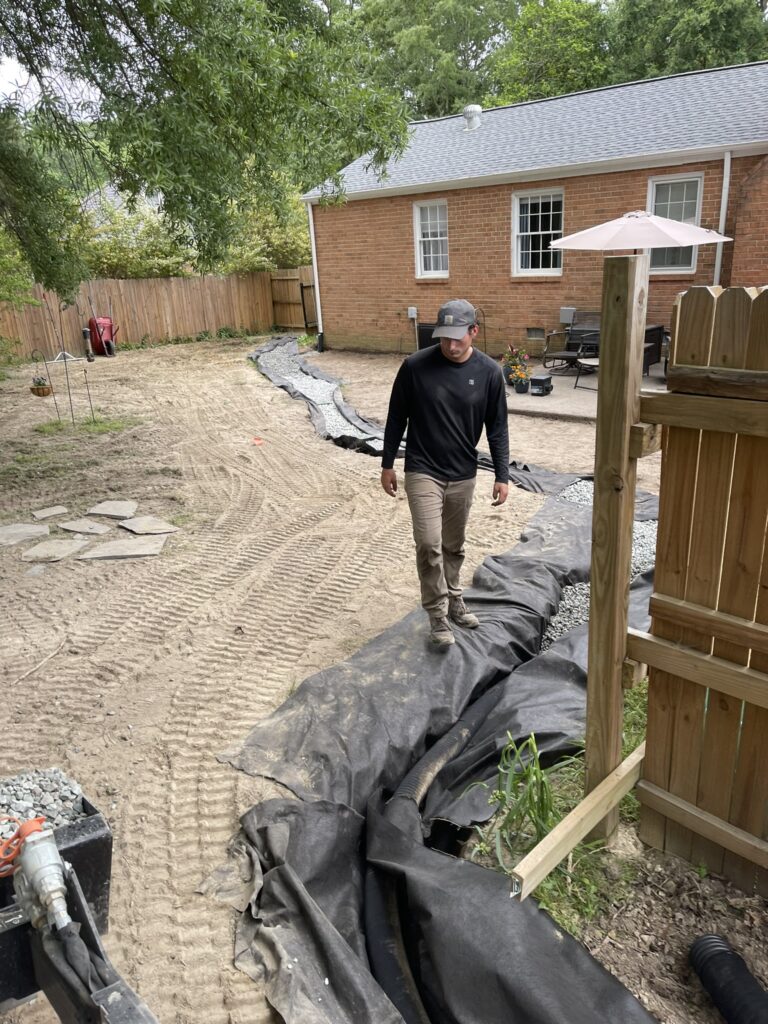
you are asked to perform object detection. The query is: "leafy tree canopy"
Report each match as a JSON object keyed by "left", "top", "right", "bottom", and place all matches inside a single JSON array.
[
  {"left": 352, "top": 0, "right": 517, "bottom": 118},
  {"left": 83, "top": 188, "right": 311, "bottom": 278},
  {"left": 0, "top": 0, "right": 408, "bottom": 294},
  {"left": 0, "top": 225, "right": 36, "bottom": 306},
  {"left": 606, "top": 0, "right": 768, "bottom": 84},
  {"left": 487, "top": 0, "right": 609, "bottom": 105}
]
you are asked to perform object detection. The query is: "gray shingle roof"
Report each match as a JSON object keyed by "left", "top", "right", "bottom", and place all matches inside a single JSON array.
[{"left": 306, "top": 63, "right": 768, "bottom": 200}]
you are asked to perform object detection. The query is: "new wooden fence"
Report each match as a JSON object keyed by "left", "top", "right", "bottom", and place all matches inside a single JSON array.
[
  {"left": 635, "top": 285, "right": 768, "bottom": 896},
  {"left": 1, "top": 267, "right": 315, "bottom": 360},
  {"left": 509, "top": 265, "right": 768, "bottom": 901}
]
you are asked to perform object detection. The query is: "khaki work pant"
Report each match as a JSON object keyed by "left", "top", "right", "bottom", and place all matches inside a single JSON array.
[{"left": 404, "top": 472, "right": 476, "bottom": 618}]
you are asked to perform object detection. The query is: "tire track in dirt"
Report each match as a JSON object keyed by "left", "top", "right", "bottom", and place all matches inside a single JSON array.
[{"left": 5, "top": 341, "right": 536, "bottom": 1024}]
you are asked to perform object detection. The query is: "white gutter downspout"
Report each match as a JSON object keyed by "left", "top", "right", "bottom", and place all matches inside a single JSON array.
[
  {"left": 713, "top": 150, "right": 732, "bottom": 286},
  {"left": 306, "top": 202, "right": 324, "bottom": 348}
]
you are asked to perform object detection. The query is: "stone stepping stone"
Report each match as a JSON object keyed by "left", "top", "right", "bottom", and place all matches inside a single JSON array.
[
  {"left": 22, "top": 538, "right": 90, "bottom": 562},
  {"left": 0, "top": 523, "right": 50, "bottom": 548},
  {"left": 79, "top": 535, "right": 168, "bottom": 560},
  {"left": 59, "top": 519, "right": 112, "bottom": 536},
  {"left": 87, "top": 500, "right": 139, "bottom": 519},
  {"left": 118, "top": 516, "right": 179, "bottom": 535},
  {"left": 31, "top": 505, "right": 68, "bottom": 520}
]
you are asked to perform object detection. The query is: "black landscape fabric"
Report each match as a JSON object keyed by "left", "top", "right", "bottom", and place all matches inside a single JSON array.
[{"left": 214, "top": 488, "right": 658, "bottom": 1024}]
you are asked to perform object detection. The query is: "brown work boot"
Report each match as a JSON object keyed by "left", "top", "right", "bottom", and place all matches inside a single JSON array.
[
  {"left": 429, "top": 615, "right": 455, "bottom": 647},
  {"left": 448, "top": 597, "right": 479, "bottom": 629}
]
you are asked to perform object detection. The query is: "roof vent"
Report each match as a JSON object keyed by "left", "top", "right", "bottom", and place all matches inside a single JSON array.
[{"left": 462, "top": 104, "right": 482, "bottom": 131}]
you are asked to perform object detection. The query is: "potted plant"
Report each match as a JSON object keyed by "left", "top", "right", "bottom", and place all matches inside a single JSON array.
[
  {"left": 502, "top": 346, "right": 531, "bottom": 393},
  {"left": 30, "top": 375, "right": 53, "bottom": 397}
]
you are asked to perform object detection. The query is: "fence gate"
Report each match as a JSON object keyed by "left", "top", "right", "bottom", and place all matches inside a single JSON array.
[
  {"left": 636, "top": 285, "right": 768, "bottom": 896},
  {"left": 270, "top": 266, "right": 315, "bottom": 331}
]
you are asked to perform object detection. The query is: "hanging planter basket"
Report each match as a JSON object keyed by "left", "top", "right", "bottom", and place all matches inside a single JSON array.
[{"left": 30, "top": 384, "right": 53, "bottom": 397}]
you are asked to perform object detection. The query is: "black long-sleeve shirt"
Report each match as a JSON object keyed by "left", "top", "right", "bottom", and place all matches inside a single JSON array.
[{"left": 382, "top": 345, "right": 510, "bottom": 483}]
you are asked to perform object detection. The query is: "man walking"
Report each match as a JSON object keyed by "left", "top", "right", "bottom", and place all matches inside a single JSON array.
[{"left": 381, "top": 299, "right": 510, "bottom": 647}]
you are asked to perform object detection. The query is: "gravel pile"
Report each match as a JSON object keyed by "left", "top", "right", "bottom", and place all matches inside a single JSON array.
[
  {"left": 0, "top": 768, "right": 87, "bottom": 840},
  {"left": 559, "top": 479, "right": 595, "bottom": 506},
  {"left": 258, "top": 345, "right": 384, "bottom": 451},
  {"left": 540, "top": 519, "right": 658, "bottom": 651}
]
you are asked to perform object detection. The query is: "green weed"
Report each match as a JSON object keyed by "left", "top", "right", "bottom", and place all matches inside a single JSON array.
[
  {"left": 472, "top": 684, "right": 648, "bottom": 938},
  {"left": 80, "top": 416, "right": 139, "bottom": 435},
  {"left": 33, "top": 420, "right": 68, "bottom": 435}
]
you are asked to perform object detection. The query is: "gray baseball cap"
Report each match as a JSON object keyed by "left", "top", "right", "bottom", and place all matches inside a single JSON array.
[{"left": 432, "top": 299, "right": 477, "bottom": 340}]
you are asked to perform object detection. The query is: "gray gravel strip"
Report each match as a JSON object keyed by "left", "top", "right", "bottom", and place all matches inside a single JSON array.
[
  {"left": 541, "top": 519, "right": 658, "bottom": 650},
  {"left": 257, "top": 344, "right": 384, "bottom": 451},
  {"left": 0, "top": 768, "right": 87, "bottom": 839}
]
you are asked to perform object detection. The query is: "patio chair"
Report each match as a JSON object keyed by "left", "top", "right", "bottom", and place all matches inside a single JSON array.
[{"left": 542, "top": 310, "right": 601, "bottom": 372}]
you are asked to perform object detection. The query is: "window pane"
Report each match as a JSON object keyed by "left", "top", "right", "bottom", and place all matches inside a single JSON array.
[
  {"left": 651, "top": 178, "right": 699, "bottom": 271},
  {"left": 516, "top": 192, "right": 563, "bottom": 273}
]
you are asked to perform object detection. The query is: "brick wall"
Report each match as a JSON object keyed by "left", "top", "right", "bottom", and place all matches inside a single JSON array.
[
  {"left": 312, "top": 156, "right": 763, "bottom": 356},
  {"left": 729, "top": 155, "right": 768, "bottom": 286}
]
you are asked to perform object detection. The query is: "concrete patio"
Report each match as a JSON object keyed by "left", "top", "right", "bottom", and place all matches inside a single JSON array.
[{"left": 506, "top": 359, "right": 668, "bottom": 423}]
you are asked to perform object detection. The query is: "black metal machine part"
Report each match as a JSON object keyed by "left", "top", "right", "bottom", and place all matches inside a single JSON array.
[
  {"left": 0, "top": 800, "right": 112, "bottom": 1010},
  {"left": 0, "top": 798, "right": 157, "bottom": 1022},
  {"left": 29, "top": 867, "right": 157, "bottom": 1024}
]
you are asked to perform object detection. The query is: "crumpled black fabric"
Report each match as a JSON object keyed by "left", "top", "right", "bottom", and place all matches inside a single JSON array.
[{"left": 212, "top": 484, "right": 659, "bottom": 1024}]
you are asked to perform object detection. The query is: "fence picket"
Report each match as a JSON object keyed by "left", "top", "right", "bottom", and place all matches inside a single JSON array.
[
  {"left": 690, "top": 290, "right": 764, "bottom": 874},
  {"left": 642, "top": 288, "right": 717, "bottom": 853}
]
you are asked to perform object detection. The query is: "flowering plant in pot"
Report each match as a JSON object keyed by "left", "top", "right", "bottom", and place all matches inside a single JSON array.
[
  {"left": 30, "top": 375, "right": 53, "bottom": 397},
  {"left": 502, "top": 346, "right": 531, "bottom": 392}
]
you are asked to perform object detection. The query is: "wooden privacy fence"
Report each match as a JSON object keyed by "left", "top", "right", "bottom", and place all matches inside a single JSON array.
[
  {"left": 509, "top": 259, "right": 768, "bottom": 901},
  {"left": 0, "top": 266, "right": 315, "bottom": 360},
  {"left": 635, "top": 284, "right": 768, "bottom": 896}
]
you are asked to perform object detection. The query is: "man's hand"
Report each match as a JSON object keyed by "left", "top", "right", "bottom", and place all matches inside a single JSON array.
[
  {"left": 381, "top": 469, "right": 398, "bottom": 497},
  {"left": 492, "top": 481, "right": 509, "bottom": 506}
]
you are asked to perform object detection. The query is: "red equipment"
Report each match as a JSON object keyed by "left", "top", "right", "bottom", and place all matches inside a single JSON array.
[{"left": 88, "top": 316, "right": 117, "bottom": 357}]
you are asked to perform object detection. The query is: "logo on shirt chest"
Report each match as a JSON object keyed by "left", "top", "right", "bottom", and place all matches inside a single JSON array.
[{"left": 468, "top": 379, "right": 475, "bottom": 386}]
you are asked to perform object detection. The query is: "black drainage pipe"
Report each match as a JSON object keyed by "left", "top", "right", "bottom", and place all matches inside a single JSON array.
[{"left": 689, "top": 934, "right": 768, "bottom": 1024}]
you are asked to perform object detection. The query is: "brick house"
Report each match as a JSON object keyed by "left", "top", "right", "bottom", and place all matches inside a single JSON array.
[{"left": 304, "top": 62, "right": 768, "bottom": 356}]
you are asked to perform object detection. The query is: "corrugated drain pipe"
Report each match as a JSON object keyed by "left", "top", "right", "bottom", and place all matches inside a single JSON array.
[{"left": 689, "top": 934, "right": 768, "bottom": 1024}]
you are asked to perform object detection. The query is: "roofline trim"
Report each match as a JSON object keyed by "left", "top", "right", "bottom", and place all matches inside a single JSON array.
[{"left": 304, "top": 141, "right": 768, "bottom": 203}]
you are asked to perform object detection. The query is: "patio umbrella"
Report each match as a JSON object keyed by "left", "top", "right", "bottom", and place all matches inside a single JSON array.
[{"left": 550, "top": 210, "right": 731, "bottom": 250}]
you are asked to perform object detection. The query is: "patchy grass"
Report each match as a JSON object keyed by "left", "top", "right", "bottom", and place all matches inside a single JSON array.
[
  {"left": 34, "top": 415, "right": 140, "bottom": 436},
  {"left": 469, "top": 682, "right": 649, "bottom": 937},
  {"left": 120, "top": 327, "right": 258, "bottom": 351},
  {"left": 168, "top": 511, "right": 194, "bottom": 527},
  {"left": 0, "top": 447, "right": 82, "bottom": 486}
]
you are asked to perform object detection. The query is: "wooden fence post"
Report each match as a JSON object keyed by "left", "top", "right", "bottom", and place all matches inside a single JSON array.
[{"left": 585, "top": 253, "right": 649, "bottom": 837}]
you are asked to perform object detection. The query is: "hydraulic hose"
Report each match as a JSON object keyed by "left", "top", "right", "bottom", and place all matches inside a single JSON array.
[{"left": 689, "top": 934, "right": 768, "bottom": 1024}]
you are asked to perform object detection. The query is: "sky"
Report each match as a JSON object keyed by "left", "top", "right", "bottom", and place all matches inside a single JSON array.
[{"left": 0, "top": 58, "right": 39, "bottom": 104}]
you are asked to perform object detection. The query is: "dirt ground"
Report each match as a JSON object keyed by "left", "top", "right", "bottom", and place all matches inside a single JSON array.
[{"left": 1, "top": 340, "right": 764, "bottom": 1024}]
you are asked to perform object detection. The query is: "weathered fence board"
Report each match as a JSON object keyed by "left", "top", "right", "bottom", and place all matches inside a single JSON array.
[{"left": 0, "top": 268, "right": 316, "bottom": 360}]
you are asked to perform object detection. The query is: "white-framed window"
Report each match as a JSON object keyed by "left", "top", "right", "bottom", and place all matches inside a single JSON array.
[
  {"left": 647, "top": 173, "right": 703, "bottom": 273},
  {"left": 413, "top": 200, "right": 449, "bottom": 278},
  {"left": 512, "top": 190, "right": 563, "bottom": 276}
]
